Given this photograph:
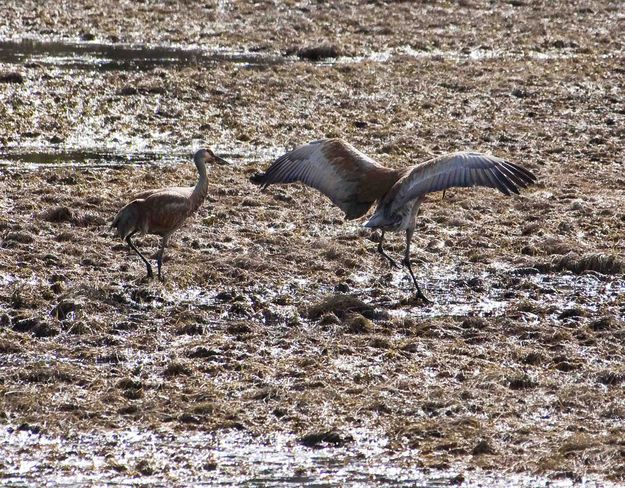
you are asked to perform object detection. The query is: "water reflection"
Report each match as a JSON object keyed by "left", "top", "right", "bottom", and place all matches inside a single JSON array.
[
  {"left": 0, "top": 38, "right": 287, "bottom": 71},
  {"left": 0, "top": 146, "right": 263, "bottom": 169},
  {"left": 0, "top": 38, "right": 583, "bottom": 73}
]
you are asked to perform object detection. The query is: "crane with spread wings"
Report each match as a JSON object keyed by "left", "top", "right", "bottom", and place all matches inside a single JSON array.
[{"left": 252, "top": 138, "right": 536, "bottom": 301}]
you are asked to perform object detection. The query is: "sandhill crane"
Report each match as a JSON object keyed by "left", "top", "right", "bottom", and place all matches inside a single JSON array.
[
  {"left": 111, "top": 148, "right": 227, "bottom": 279},
  {"left": 251, "top": 138, "right": 536, "bottom": 301}
]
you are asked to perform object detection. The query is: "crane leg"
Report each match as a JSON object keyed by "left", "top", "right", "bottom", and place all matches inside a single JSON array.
[
  {"left": 403, "top": 228, "right": 430, "bottom": 303},
  {"left": 377, "top": 230, "right": 400, "bottom": 269},
  {"left": 126, "top": 232, "right": 153, "bottom": 278},
  {"left": 156, "top": 236, "right": 168, "bottom": 280}
]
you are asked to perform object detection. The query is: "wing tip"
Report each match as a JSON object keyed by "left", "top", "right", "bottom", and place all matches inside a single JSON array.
[{"left": 503, "top": 160, "right": 538, "bottom": 186}]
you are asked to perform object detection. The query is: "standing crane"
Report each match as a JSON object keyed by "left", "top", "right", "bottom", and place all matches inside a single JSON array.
[
  {"left": 112, "top": 148, "right": 227, "bottom": 279},
  {"left": 251, "top": 139, "right": 536, "bottom": 301}
]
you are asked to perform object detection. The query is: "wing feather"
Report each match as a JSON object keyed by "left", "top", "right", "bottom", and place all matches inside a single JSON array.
[
  {"left": 453, "top": 168, "right": 462, "bottom": 188},
  {"left": 479, "top": 167, "right": 491, "bottom": 187},
  {"left": 387, "top": 151, "right": 536, "bottom": 213},
  {"left": 496, "top": 163, "right": 523, "bottom": 187},
  {"left": 500, "top": 161, "right": 536, "bottom": 186},
  {"left": 490, "top": 167, "right": 512, "bottom": 195},
  {"left": 461, "top": 167, "right": 470, "bottom": 187},
  {"left": 252, "top": 138, "right": 401, "bottom": 220},
  {"left": 503, "top": 161, "right": 536, "bottom": 183},
  {"left": 441, "top": 170, "right": 452, "bottom": 191},
  {"left": 302, "top": 162, "right": 316, "bottom": 186},
  {"left": 463, "top": 168, "right": 470, "bottom": 187}
]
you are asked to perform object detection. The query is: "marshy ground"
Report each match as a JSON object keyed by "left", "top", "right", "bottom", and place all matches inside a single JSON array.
[{"left": 1, "top": 1, "right": 624, "bottom": 485}]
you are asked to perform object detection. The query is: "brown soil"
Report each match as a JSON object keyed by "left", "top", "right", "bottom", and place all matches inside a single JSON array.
[{"left": 1, "top": 0, "right": 624, "bottom": 484}]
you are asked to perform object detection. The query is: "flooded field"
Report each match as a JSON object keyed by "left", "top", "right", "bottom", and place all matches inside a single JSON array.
[{"left": 1, "top": 0, "right": 624, "bottom": 485}]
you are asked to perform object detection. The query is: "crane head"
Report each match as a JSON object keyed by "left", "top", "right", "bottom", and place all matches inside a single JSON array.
[{"left": 194, "top": 148, "right": 229, "bottom": 166}]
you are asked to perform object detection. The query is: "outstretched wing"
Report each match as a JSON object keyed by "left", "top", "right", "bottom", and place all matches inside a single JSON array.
[
  {"left": 387, "top": 151, "right": 536, "bottom": 213},
  {"left": 251, "top": 138, "right": 400, "bottom": 220}
]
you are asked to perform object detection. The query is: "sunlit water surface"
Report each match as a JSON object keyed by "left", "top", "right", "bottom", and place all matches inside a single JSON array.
[{"left": 0, "top": 426, "right": 600, "bottom": 487}]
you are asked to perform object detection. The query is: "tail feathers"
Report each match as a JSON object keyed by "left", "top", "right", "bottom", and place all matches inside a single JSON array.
[
  {"left": 363, "top": 211, "right": 394, "bottom": 229},
  {"left": 111, "top": 200, "right": 142, "bottom": 239},
  {"left": 363, "top": 216, "right": 380, "bottom": 228},
  {"left": 343, "top": 201, "right": 374, "bottom": 221},
  {"left": 110, "top": 213, "right": 121, "bottom": 230}
]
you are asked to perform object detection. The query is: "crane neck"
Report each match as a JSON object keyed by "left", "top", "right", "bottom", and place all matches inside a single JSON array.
[{"left": 189, "top": 158, "right": 208, "bottom": 213}]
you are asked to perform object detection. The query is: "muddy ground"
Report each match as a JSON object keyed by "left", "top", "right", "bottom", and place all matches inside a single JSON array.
[{"left": 1, "top": 0, "right": 624, "bottom": 485}]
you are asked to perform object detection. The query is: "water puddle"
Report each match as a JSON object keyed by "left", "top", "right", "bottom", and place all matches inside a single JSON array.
[
  {"left": 0, "top": 426, "right": 429, "bottom": 486},
  {"left": 0, "top": 149, "right": 181, "bottom": 169},
  {"left": 390, "top": 45, "right": 581, "bottom": 63},
  {"left": 0, "top": 145, "right": 262, "bottom": 170},
  {"left": 100, "top": 260, "right": 625, "bottom": 324},
  {"left": 326, "top": 46, "right": 584, "bottom": 67},
  {"left": 526, "top": 272, "right": 625, "bottom": 320},
  {"left": 0, "top": 425, "right": 577, "bottom": 486},
  {"left": 0, "top": 38, "right": 287, "bottom": 71},
  {"left": 0, "top": 38, "right": 586, "bottom": 74},
  {"left": 378, "top": 264, "right": 625, "bottom": 321}
]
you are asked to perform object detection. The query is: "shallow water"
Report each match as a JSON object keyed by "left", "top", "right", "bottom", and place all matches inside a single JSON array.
[
  {"left": 364, "top": 263, "right": 625, "bottom": 321},
  {"left": 0, "top": 425, "right": 598, "bottom": 487},
  {"left": 0, "top": 38, "right": 287, "bottom": 71},
  {"left": 0, "top": 426, "right": 439, "bottom": 486},
  {"left": 0, "top": 145, "right": 271, "bottom": 169},
  {"left": 126, "top": 263, "right": 625, "bottom": 327},
  {"left": 0, "top": 36, "right": 587, "bottom": 169},
  {"left": 0, "top": 38, "right": 583, "bottom": 73},
  {"left": 0, "top": 149, "right": 180, "bottom": 169}
]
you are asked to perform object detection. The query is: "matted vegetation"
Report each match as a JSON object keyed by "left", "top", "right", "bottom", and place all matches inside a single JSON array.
[{"left": 0, "top": 0, "right": 624, "bottom": 484}]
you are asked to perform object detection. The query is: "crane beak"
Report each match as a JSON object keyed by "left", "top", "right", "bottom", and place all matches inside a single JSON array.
[{"left": 214, "top": 155, "right": 229, "bottom": 165}]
